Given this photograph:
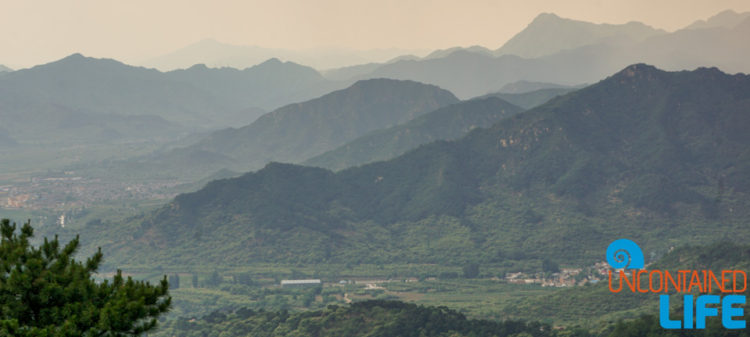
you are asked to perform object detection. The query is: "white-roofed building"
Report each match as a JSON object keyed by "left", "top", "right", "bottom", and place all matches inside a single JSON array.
[{"left": 280, "top": 279, "right": 322, "bottom": 288}]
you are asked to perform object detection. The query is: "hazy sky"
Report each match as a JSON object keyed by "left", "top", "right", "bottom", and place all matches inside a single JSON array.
[{"left": 2, "top": 0, "right": 749, "bottom": 69}]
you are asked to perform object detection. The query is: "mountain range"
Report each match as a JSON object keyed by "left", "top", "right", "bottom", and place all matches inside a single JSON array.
[
  {"left": 4, "top": 10, "right": 747, "bottom": 147},
  {"left": 0, "top": 55, "right": 195, "bottom": 143},
  {"left": 0, "top": 65, "right": 11, "bottom": 73},
  {"left": 93, "top": 64, "right": 750, "bottom": 268},
  {"left": 0, "top": 54, "right": 344, "bottom": 144},
  {"left": 494, "top": 12, "right": 665, "bottom": 58},
  {"left": 142, "top": 38, "right": 427, "bottom": 71},
  {"left": 163, "top": 58, "right": 343, "bottom": 111},
  {"left": 336, "top": 11, "right": 750, "bottom": 98},
  {"left": 683, "top": 9, "right": 750, "bottom": 30},
  {"left": 139, "top": 79, "right": 459, "bottom": 176}
]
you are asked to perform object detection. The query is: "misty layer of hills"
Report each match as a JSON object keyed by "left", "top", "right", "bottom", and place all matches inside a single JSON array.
[
  {"left": 185, "top": 78, "right": 457, "bottom": 164},
  {"left": 495, "top": 12, "right": 666, "bottom": 58},
  {"left": 2, "top": 10, "right": 747, "bottom": 148},
  {"left": 0, "top": 54, "right": 344, "bottom": 144},
  {"left": 684, "top": 9, "right": 750, "bottom": 29},
  {"left": 0, "top": 9, "right": 747, "bottom": 206},
  {"left": 95, "top": 79, "right": 574, "bottom": 182},
  {"left": 74, "top": 10, "right": 749, "bottom": 181},
  {"left": 108, "top": 79, "right": 458, "bottom": 179},
  {"left": 95, "top": 65, "right": 750, "bottom": 267},
  {"left": 334, "top": 10, "right": 750, "bottom": 98},
  {"left": 142, "top": 38, "right": 427, "bottom": 71}
]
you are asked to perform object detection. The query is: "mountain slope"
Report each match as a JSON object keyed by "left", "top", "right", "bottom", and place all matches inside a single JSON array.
[
  {"left": 173, "top": 79, "right": 459, "bottom": 173},
  {"left": 495, "top": 13, "right": 665, "bottom": 58},
  {"left": 0, "top": 65, "right": 11, "bottom": 73},
  {"left": 304, "top": 97, "right": 524, "bottom": 170},
  {"left": 101, "top": 65, "right": 750, "bottom": 267}
]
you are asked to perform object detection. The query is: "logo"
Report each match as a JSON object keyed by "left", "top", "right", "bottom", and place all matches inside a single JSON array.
[
  {"left": 606, "top": 238, "right": 644, "bottom": 269},
  {"left": 606, "top": 239, "right": 747, "bottom": 329}
]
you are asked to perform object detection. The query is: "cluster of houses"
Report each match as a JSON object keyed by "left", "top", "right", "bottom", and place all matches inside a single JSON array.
[
  {"left": 283, "top": 265, "right": 609, "bottom": 289},
  {"left": 1, "top": 174, "right": 180, "bottom": 210},
  {"left": 505, "top": 263, "right": 609, "bottom": 287}
]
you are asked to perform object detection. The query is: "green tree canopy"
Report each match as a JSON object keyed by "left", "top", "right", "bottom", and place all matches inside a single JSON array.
[{"left": 0, "top": 219, "right": 171, "bottom": 336}]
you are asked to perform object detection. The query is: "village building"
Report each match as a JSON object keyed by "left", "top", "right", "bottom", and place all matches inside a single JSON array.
[{"left": 280, "top": 279, "right": 322, "bottom": 288}]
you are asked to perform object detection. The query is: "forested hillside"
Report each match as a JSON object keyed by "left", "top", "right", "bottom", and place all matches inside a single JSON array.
[
  {"left": 154, "top": 300, "right": 590, "bottom": 337},
  {"left": 93, "top": 64, "right": 750, "bottom": 268}
]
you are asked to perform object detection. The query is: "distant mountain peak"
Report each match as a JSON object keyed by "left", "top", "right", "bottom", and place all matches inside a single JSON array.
[
  {"left": 710, "top": 9, "right": 743, "bottom": 21},
  {"left": 65, "top": 52, "right": 86, "bottom": 59},
  {"left": 38, "top": 53, "right": 135, "bottom": 72},
  {"left": 532, "top": 12, "right": 562, "bottom": 22},
  {"left": 187, "top": 63, "right": 209, "bottom": 70},
  {"left": 718, "top": 9, "right": 739, "bottom": 15},
  {"left": 52, "top": 53, "right": 133, "bottom": 67},
  {"left": 249, "top": 58, "right": 323, "bottom": 78},
  {"left": 253, "top": 57, "right": 305, "bottom": 71},
  {"left": 619, "top": 63, "right": 659, "bottom": 74},
  {"left": 260, "top": 57, "right": 283, "bottom": 65},
  {"left": 55, "top": 53, "right": 89, "bottom": 64},
  {"left": 610, "top": 63, "right": 662, "bottom": 81},
  {"left": 496, "top": 13, "right": 663, "bottom": 59},
  {"left": 423, "top": 46, "right": 493, "bottom": 59}
]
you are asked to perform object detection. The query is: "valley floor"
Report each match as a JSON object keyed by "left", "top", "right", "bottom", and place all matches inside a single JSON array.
[{"left": 116, "top": 262, "right": 654, "bottom": 331}]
